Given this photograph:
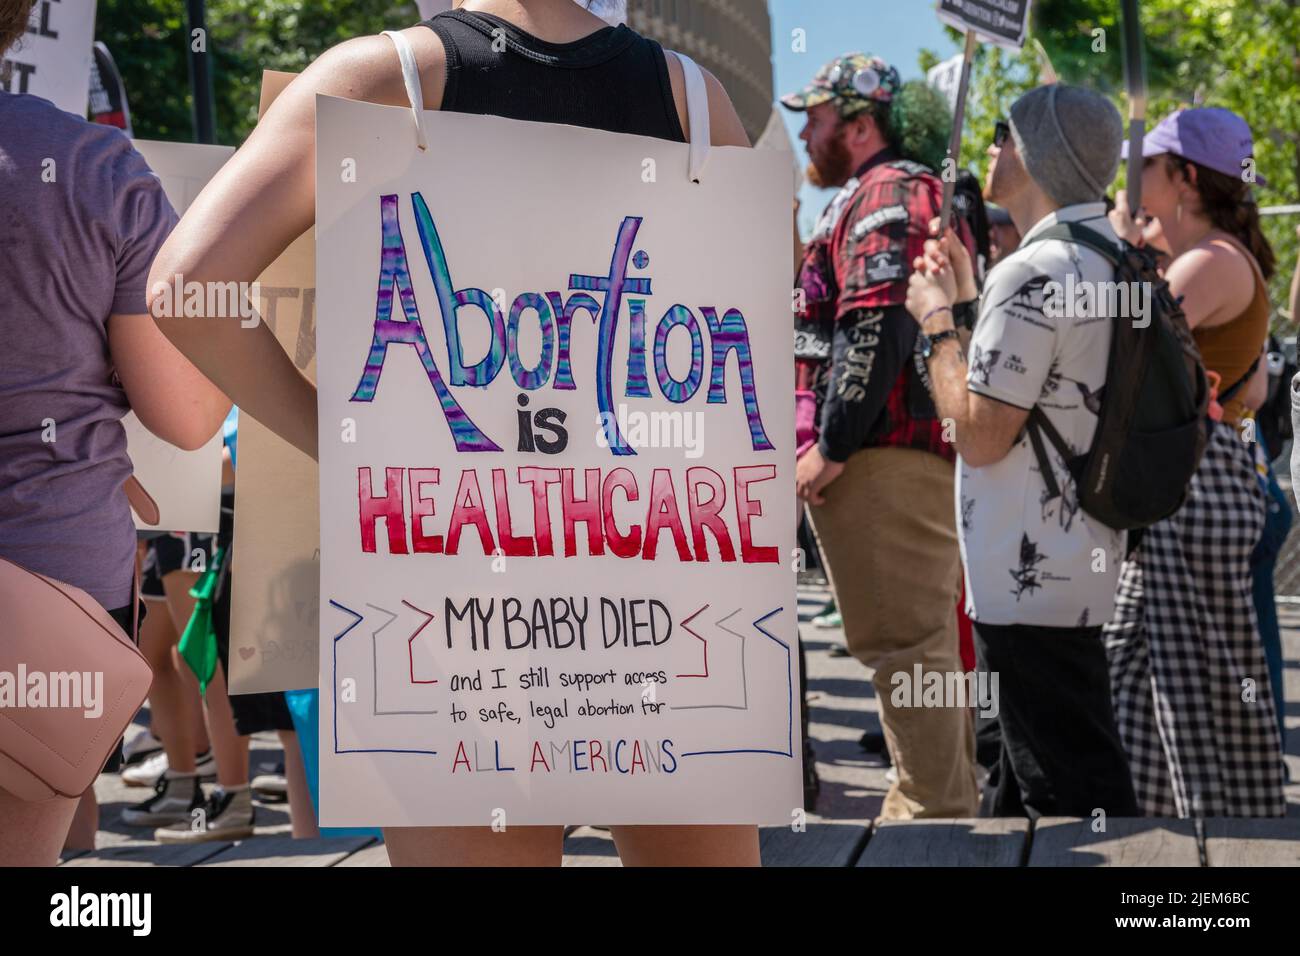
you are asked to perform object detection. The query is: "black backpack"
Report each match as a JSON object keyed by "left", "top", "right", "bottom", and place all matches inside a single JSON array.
[{"left": 1022, "top": 222, "right": 1211, "bottom": 531}]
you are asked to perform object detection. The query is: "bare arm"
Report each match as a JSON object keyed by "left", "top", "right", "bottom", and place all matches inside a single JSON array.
[
  {"left": 922, "top": 324, "right": 1030, "bottom": 467},
  {"left": 664, "top": 53, "right": 752, "bottom": 147},
  {"left": 147, "top": 31, "right": 442, "bottom": 461},
  {"left": 1165, "top": 241, "right": 1255, "bottom": 331},
  {"left": 109, "top": 313, "right": 231, "bottom": 449}
]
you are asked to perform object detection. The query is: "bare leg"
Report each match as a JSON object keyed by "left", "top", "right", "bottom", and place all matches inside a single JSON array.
[
  {"left": 202, "top": 663, "right": 249, "bottom": 788},
  {"left": 62, "top": 789, "right": 99, "bottom": 852},
  {"left": 609, "top": 824, "right": 761, "bottom": 867},
  {"left": 139, "top": 595, "right": 196, "bottom": 774},
  {"left": 381, "top": 826, "right": 563, "bottom": 866},
  {"left": 178, "top": 659, "right": 212, "bottom": 753},
  {"left": 0, "top": 788, "right": 78, "bottom": 866},
  {"left": 277, "top": 730, "right": 319, "bottom": 839}
]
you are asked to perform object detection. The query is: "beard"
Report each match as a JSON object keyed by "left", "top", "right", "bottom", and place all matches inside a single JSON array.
[{"left": 808, "top": 130, "right": 854, "bottom": 188}]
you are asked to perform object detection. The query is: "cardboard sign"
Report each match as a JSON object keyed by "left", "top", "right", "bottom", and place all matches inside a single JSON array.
[
  {"left": 315, "top": 95, "right": 799, "bottom": 826},
  {"left": 0, "top": 0, "right": 96, "bottom": 115},
  {"left": 122, "top": 139, "right": 235, "bottom": 534},
  {"left": 228, "top": 71, "right": 323, "bottom": 694},
  {"left": 936, "top": 0, "right": 1033, "bottom": 51}
]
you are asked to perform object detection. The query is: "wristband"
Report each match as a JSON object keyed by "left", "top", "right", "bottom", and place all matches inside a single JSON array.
[{"left": 921, "top": 305, "right": 954, "bottom": 327}]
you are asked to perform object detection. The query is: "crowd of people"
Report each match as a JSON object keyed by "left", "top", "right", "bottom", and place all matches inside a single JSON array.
[
  {"left": 0, "top": 0, "right": 1295, "bottom": 868},
  {"left": 788, "top": 54, "right": 1293, "bottom": 822}
]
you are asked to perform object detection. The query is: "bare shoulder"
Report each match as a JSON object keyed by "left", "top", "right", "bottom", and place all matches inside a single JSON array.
[
  {"left": 270, "top": 28, "right": 447, "bottom": 121},
  {"left": 1166, "top": 237, "right": 1255, "bottom": 328},
  {"left": 663, "top": 49, "right": 750, "bottom": 148}
]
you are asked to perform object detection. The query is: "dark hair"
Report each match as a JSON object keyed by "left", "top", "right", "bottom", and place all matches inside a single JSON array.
[
  {"left": 1163, "top": 153, "right": 1275, "bottom": 281},
  {"left": 0, "top": 1, "right": 33, "bottom": 60}
]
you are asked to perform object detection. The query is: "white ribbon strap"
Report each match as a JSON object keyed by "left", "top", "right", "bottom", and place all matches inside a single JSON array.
[
  {"left": 382, "top": 29, "right": 429, "bottom": 151},
  {"left": 672, "top": 51, "right": 711, "bottom": 183}
]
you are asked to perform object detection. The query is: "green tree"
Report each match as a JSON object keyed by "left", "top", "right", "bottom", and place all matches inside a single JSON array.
[
  {"left": 97, "top": 0, "right": 420, "bottom": 145},
  {"left": 922, "top": 0, "right": 1300, "bottom": 311}
]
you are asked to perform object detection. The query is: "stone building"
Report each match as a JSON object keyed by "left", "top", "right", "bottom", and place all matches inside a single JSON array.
[{"left": 629, "top": 0, "right": 775, "bottom": 143}]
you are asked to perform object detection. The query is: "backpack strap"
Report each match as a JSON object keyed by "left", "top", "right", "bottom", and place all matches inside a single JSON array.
[
  {"left": 1023, "top": 221, "right": 1121, "bottom": 264},
  {"left": 1026, "top": 406, "right": 1075, "bottom": 502},
  {"left": 1018, "top": 220, "right": 1118, "bottom": 502}
]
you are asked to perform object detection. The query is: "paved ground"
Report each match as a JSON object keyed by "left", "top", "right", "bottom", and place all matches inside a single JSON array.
[{"left": 74, "top": 580, "right": 1300, "bottom": 865}]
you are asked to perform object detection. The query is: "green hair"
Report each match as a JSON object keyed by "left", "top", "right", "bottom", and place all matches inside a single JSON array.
[{"left": 881, "top": 80, "right": 953, "bottom": 173}]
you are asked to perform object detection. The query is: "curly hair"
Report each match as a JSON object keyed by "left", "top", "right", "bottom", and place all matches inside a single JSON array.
[
  {"left": 874, "top": 80, "right": 953, "bottom": 174},
  {"left": 0, "top": 1, "right": 34, "bottom": 60}
]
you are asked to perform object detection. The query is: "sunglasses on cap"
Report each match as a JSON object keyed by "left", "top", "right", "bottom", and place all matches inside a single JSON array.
[{"left": 993, "top": 120, "right": 1011, "bottom": 148}]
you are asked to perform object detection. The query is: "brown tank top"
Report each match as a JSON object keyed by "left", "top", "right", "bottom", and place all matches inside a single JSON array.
[{"left": 1191, "top": 234, "right": 1270, "bottom": 425}]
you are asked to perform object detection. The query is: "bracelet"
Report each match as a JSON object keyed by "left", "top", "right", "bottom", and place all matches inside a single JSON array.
[{"left": 921, "top": 305, "right": 954, "bottom": 326}]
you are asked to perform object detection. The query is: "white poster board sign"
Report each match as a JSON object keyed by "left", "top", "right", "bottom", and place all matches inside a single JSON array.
[
  {"left": 123, "top": 140, "right": 234, "bottom": 533},
  {"left": 0, "top": 0, "right": 96, "bottom": 115},
  {"left": 927, "top": 53, "right": 965, "bottom": 111},
  {"left": 315, "top": 95, "right": 800, "bottom": 826},
  {"left": 936, "top": 0, "right": 1033, "bottom": 51}
]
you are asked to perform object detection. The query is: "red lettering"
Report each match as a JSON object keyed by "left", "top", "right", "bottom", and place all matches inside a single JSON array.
[
  {"left": 685, "top": 466, "right": 735, "bottom": 561},
  {"left": 518, "top": 466, "right": 561, "bottom": 556},
  {"left": 561, "top": 467, "right": 605, "bottom": 557},
  {"left": 602, "top": 468, "right": 641, "bottom": 559},
  {"left": 734, "top": 464, "right": 779, "bottom": 563},
  {"left": 492, "top": 468, "right": 536, "bottom": 557},
  {"left": 446, "top": 470, "right": 495, "bottom": 555},
  {"left": 358, "top": 466, "right": 408, "bottom": 554},
  {"left": 643, "top": 468, "right": 692, "bottom": 561},
  {"left": 408, "top": 468, "right": 442, "bottom": 553}
]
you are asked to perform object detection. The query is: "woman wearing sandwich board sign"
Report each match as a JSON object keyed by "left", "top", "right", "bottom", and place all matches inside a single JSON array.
[{"left": 150, "top": 0, "right": 798, "bottom": 866}]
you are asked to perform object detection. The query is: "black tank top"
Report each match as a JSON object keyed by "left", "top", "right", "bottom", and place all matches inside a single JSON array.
[{"left": 421, "top": 9, "right": 686, "bottom": 143}]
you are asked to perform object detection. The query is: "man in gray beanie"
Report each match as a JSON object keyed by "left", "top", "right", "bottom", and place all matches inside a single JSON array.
[{"left": 899, "top": 84, "right": 1140, "bottom": 818}]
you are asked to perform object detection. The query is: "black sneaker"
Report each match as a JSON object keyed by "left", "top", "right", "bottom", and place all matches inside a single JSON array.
[
  {"left": 120, "top": 774, "right": 203, "bottom": 827},
  {"left": 155, "top": 786, "right": 255, "bottom": 844}
]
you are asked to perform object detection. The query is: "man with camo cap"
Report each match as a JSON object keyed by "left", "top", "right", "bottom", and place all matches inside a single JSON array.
[{"left": 785, "top": 53, "right": 979, "bottom": 820}]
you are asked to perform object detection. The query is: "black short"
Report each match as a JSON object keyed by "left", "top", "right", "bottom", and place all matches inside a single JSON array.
[
  {"left": 103, "top": 600, "right": 148, "bottom": 775},
  {"left": 211, "top": 493, "right": 295, "bottom": 736},
  {"left": 140, "top": 532, "right": 217, "bottom": 599}
]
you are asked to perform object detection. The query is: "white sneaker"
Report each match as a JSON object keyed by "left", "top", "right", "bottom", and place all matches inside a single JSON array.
[
  {"left": 122, "top": 727, "right": 163, "bottom": 765},
  {"left": 121, "top": 749, "right": 217, "bottom": 787}
]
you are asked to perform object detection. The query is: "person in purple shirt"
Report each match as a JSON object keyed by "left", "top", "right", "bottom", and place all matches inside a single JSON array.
[{"left": 0, "top": 5, "right": 230, "bottom": 865}]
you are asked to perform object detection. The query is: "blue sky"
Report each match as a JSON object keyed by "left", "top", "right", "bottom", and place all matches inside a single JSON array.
[{"left": 767, "top": 0, "right": 962, "bottom": 236}]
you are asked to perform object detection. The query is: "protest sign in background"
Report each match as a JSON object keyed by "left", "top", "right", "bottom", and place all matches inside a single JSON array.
[
  {"left": 927, "top": 52, "right": 965, "bottom": 111},
  {"left": 123, "top": 139, "right": 233, "bottom": 533},
  {"left": 315, "top": 95, "right": 799, "bottom": 826},
  {"left": 0, "top": 0, "right": 96, "bottom": 114},
  {"left": 228, "top": 71, "right": 321, "bottom": 694},
  {"left": 936, "top": 0, "right": 1032, "bottom": 51}
]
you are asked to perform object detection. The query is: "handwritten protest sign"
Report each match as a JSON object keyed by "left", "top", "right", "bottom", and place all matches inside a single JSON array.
[
  {"left": 123, "top": 139, "right": 234, "bottom": 533},
  {"left": 315, "top": 95, "right": 799, "bottom": 826},
  {"left": 228, "top": 71, "right": 321, "bottom": 694},
  {"left": 0, "top": 0, "right": 96, "bottom": 115}
]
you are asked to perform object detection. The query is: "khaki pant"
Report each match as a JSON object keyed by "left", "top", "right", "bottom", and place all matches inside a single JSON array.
[{"left": 809, "top": 446, "right": 978, "bottom": 820}]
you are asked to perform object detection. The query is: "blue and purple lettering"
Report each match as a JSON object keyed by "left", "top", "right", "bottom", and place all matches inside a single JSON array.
[
  {"left": 349, "top": 194, "right": 500, "bottom": 452},
  {"left": 700, "top": 307, "right": 772, "bottom": 451},
  {"left": 653, "top": 305, "right": 704, "bottom": 403}
]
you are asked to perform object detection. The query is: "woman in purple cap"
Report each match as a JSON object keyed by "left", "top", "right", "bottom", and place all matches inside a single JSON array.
[{"left": 1106, "top": 107, "right": 1284, "bottom": 818}]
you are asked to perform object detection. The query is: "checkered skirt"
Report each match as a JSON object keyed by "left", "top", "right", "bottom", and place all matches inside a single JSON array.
[{"left": 1103, "top": 419, "right": 1285, "bottom": 817}]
